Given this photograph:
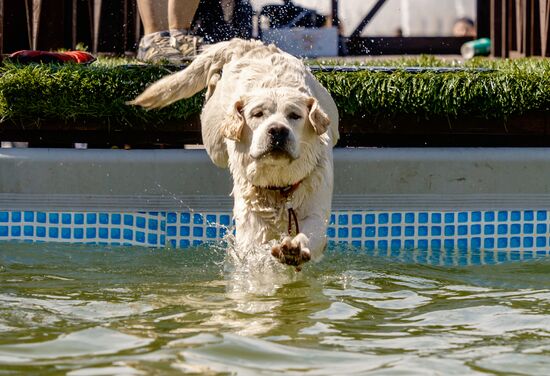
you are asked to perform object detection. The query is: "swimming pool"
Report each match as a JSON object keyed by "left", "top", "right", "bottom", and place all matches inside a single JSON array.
[
  {"left": 1, "top": 147, "right": 550, "bottom": 266},
  {"left": 2, "top": 147, "right": 550, "bottom": 374},
  {"left": 1, "top": 243, "right": 549, "bottom": 374}
]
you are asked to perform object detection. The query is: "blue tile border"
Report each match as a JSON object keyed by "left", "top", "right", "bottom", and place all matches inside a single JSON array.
[{"left": 0, "top": 209, "right": 549, "bottom": 259}]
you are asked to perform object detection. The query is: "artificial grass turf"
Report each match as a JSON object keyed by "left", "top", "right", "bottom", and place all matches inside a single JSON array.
[
  {"left": 0, "top": 62, "right": 203, "bottom": 127},
  {"left": 314, "top": 56, "right": 550, "bottom": 120},
  {"left": 0, "top": 56, "right": 548, "bottom": 128}
]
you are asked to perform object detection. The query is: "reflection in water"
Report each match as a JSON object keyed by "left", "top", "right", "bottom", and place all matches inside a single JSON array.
[{"left": 0, "top": 242, "right": 549, "bottom": 375}]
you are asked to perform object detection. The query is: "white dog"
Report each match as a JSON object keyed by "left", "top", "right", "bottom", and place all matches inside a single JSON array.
[{"left": 129, "top": 39, "right": 339, "bottom": 270}]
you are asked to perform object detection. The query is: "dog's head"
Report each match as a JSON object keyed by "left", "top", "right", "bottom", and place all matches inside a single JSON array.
[{"left": 222, "top": 88, "right": 330, "bottom": 162}]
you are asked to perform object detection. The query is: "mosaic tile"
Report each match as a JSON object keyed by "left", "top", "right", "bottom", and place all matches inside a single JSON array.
[{"left": 0, "top": 210, "right": 548, "bottom": 263}]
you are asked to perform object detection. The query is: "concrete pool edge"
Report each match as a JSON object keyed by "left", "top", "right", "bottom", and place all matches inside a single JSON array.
[
  {"left": 1, "top": 147, "right": 550, "bottom": 261},
  {"left": 2, "top": 147, "right": 550, "bottom": 210}
]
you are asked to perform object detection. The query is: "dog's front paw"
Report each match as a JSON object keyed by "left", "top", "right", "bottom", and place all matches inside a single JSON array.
[{"left": 271, "top": 236, "right": 311, "bottom": 271}]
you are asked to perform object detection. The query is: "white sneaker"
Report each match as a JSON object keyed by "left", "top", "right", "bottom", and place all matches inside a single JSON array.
[
  {"left": 137, "top": 31, "right": 200, "bottom": 64},
  {"left": 169, "top": 30, "right": 203, "bottom": 60}
]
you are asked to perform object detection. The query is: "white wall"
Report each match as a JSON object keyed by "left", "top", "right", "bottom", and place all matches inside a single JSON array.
[{"left": 250, "top": 0, "right": 476, "bottom": 36}]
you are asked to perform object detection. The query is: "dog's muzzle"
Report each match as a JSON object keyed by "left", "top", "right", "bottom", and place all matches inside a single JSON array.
[
  {"left": 268, "top": 124, "right": 289, "bottom": 148},
  {"left": 250, "top": 124, "right": 297, "bottom": 160},
  {"left": 266, "top": 124, "right": 292, "bottom": 157}
]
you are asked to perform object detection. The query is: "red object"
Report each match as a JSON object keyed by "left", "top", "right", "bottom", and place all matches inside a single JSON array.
[{"left": 7, "top": 50, "right": 96, "bottom": 64}]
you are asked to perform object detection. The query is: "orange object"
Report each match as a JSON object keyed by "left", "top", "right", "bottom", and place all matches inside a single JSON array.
[{"left": 7, "top": 50, "right": 96, "bottom": 64}]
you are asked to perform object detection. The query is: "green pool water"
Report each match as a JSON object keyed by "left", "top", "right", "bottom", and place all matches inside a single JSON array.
[{"left": 1, "top": 243, "right": 549, "bottom": 375}]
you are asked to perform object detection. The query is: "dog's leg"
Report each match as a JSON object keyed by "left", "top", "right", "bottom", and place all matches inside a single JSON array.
[
  {"left": 271, "top": 158, "right": 333, "bottom": 270},
  {"left": 271, "top": 234, "right": 311, "bottom": 271},
  {"left": 271, "top": 213, "right": 329, "bottom": 270}
]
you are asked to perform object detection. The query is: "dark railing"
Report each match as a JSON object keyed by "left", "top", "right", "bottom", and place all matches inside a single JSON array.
[
  {"left": 0, "top": 0, "right": 520, "bottom": 57},
  {"left": 0, "top": 1, "right": 548, "bottom": 57},
  {"left": 489, "top": 0, "right": 550, "bottom": 57},
  {"left": 0, "top": 0, "right": 141, "bottom": 55},
  {"left": 3, "top": 0, "right": 547, "bottom": 58}
]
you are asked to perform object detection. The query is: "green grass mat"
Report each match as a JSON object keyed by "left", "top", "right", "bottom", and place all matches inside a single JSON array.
[{"left": 0, "top": 56, "right": 548, "bottom": 128}]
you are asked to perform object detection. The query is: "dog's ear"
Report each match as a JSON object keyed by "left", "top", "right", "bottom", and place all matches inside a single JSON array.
[
  {"left": 222, "top": 99, "right": 245, "bottom": 141},
  {"left": 307, "top": 97, "right": 330, "bottom": 135}
]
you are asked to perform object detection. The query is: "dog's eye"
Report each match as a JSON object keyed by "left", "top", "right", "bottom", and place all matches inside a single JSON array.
[
  {"left": 251, "top": 111, "right": 264, "bottom": 118},
  {"left": 288, "top": 112, "right": 302, "bottom": 120}
]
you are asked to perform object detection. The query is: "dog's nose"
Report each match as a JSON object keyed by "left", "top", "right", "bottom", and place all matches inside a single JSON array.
[{"left": 268, "top": 124, "right": 289, "bottom": 146}]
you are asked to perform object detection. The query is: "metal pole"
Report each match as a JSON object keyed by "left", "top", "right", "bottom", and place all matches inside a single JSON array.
[
  {"left": 32, "top": 0, "right": 41, "bottom": 50},
  {"left": 477, "top": 0, "right": 491, "bottom": 38},
  {"left": 72, "top": 0, "right": 77, "bottom": 49},
  {"left": 542, "top": 0, "right": 550, "bottom": 56},
  {"left": 93, "top": 0, "right": 101, "bottom": 53},
  {"left": 0, "top": 0, "right": 3, "bottom": 57},
  {"left": 350, "top": 0, "right": 388, "bottom": 39}
]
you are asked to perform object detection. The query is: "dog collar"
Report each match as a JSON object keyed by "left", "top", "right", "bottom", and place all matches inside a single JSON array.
[
  {"left": 259, "top": 180, "right": 302, "bottom": 236},
  {"left": 264, "top": 181, "right": 302, "bottom": 199}
]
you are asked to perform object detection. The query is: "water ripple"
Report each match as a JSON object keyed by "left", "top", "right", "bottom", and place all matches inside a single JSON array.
[{"left": 1, "top": 242, "right": 550, "bottom": 374}]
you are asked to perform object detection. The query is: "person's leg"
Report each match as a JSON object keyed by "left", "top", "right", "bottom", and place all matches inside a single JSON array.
[
  {"left": 136, "top": 0, "right": 202, "bottom": 62},
  {"left": 136, "top": 0, "right": 184, "bottom": 63},
  {"left": 168, "top": 0, "right": 202, "bottom": 59},
  {"left": 168, "top": 0, "right": 201, "bottom": 31},
  {"left": 136, "top": 0, "right": 168, "bottom": 35}
]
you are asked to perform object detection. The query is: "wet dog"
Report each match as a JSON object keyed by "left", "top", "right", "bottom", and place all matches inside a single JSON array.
[{"left": 129, "top": 38, "right": 339, "bottom": 270}]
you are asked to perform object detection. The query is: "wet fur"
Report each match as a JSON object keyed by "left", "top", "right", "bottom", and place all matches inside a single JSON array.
[{"left": 129, "top": 39, "right": 339, "bottom": 268}]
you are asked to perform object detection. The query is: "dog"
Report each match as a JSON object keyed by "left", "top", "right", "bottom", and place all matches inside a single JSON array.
[{"left": 129, "top": 39, "right": 339, "bottom": 270}]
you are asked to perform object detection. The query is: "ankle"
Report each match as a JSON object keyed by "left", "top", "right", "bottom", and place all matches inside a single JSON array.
[{"left": 170, "top": 29, "right": 192, "bottom": 37}]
